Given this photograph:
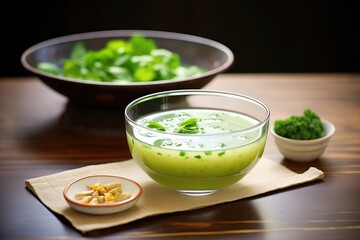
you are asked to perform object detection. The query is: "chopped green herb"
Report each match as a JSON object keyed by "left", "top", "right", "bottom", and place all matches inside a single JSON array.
[
  {"left": 218, "top": 151, "right": 225, "bottom": 156},
  {"left": 274, "top": 109, "right": 324, "bottom": 140},
  {"left": 147, "top": 121, "right": 166, "bottom": 131},
  {"left": 205, "top": 151, "right": 212, "bottom": 155},
  {"left": 179, "top": 151, "right": 186, "bottom": 157},
  {"left": 147, "top": 117, "right": 200, "bottom": 134},
  {"left": 175, "top": 118, "right": 199, "bottom": 134},
  {"left": 194, "top": 155, "right": 202, "bottom": 159}
]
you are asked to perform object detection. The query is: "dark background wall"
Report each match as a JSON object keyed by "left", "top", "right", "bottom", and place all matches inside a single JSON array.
[{"left": 3, "top": 0, "right": 359, "bottom": 76}]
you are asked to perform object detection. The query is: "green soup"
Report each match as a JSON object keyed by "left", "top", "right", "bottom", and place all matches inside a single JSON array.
[{"left": 127, "top": 109, "right": 267, "bottom": 191}]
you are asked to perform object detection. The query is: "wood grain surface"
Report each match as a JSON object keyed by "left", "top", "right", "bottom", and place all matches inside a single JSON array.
[{"left": 0, "top": 74, "right": 359, "bottom": 239}]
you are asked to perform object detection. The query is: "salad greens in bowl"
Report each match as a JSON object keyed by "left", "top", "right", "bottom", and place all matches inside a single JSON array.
[{"left": 21, "top": 30, "right": 234, "bottom": 108}]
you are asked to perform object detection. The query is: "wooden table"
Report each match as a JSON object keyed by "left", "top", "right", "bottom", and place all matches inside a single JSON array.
[{"left": 1, "top": 74, "right": 359, "bottom": 239}]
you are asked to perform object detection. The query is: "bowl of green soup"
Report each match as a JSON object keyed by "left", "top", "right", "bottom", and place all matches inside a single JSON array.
[
  {"left": 125, "top": 90, "right": 270, "bottom": 196},
  {"left": 21, "top": 30, "right": 234, "bottom": 108}
]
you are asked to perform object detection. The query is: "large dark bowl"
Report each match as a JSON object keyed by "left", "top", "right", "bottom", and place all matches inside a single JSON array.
[{"left": 21, "top": 30, "right": 234, "bottom": 108}]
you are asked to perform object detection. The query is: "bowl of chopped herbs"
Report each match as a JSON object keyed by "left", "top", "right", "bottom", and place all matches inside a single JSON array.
[
  {"left": 21, "top": 30, "right": 233, "bottom": 108},
  {"left": 270, "top": 109, "right": 335, "bottom": 162}
]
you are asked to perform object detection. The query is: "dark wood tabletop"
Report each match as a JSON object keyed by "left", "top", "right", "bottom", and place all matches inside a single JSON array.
[{"left": 1, "top": 74, "right": 359, "bottom": 239}]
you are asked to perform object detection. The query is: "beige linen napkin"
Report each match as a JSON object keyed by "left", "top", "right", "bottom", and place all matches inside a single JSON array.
[{"left": 25, "top": 157, "right": 324, "bottom": 233}]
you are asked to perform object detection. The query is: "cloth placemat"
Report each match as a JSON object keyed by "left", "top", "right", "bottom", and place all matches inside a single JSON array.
[{"left": 25, "top": 157, "right": 324, "bottom": 233}]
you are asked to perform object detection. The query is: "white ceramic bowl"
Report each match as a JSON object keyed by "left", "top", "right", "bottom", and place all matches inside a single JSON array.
[
  {"left": 270, "top": 120, "right": 335, "bottom": 162},
  {"left": 63, "top": 175, "right": 142, "bottom": 215}
]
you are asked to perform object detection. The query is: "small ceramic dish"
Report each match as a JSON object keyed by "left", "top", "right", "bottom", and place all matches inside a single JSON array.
[
  {"left": 270, "top": 120, "right": 335, "bottom": 162},
  {"left": 63, "top": 175, "right": 142, "bottom": 215}
]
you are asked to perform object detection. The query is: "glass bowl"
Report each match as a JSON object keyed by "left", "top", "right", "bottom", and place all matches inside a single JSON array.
[
  {"left": 125, "top": 90, "right": 270, "bottom": 196},
  {"left": 21, "top": 30, "right": 233, "bottom": 108}
]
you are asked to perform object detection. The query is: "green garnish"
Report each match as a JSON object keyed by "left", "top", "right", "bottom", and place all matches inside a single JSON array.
[
  {"left": 274, "top": 109, "right": 324, "bottom": 140},
  {"left": 147, "top": 121, "right": 166, "bottom": 131},
  {"left": 36, "top": 34, "right": 206, "bottom": 82},
  {"left": 146, "top": 118, "right": 200, "bottom": 134},
  {"left": 174, "top": 118, "right": 199, "bottom": 134},
  {"left": 218, "top": 151, "right": 225, "bottom": 156}
]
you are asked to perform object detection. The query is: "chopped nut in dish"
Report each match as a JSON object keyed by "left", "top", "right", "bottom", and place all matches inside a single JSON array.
[{"left": 74, "top": 182, "right": 131, "bottom": 205}]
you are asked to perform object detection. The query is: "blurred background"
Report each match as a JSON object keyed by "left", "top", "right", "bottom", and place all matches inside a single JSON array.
[{"left": 2, "top": 0, "right": 359, "bottom": 76}]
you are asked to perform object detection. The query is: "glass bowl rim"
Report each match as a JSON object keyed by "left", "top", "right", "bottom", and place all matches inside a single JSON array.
[{"left": 125, "top": 89, "right": 270, "bottom": 138}]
